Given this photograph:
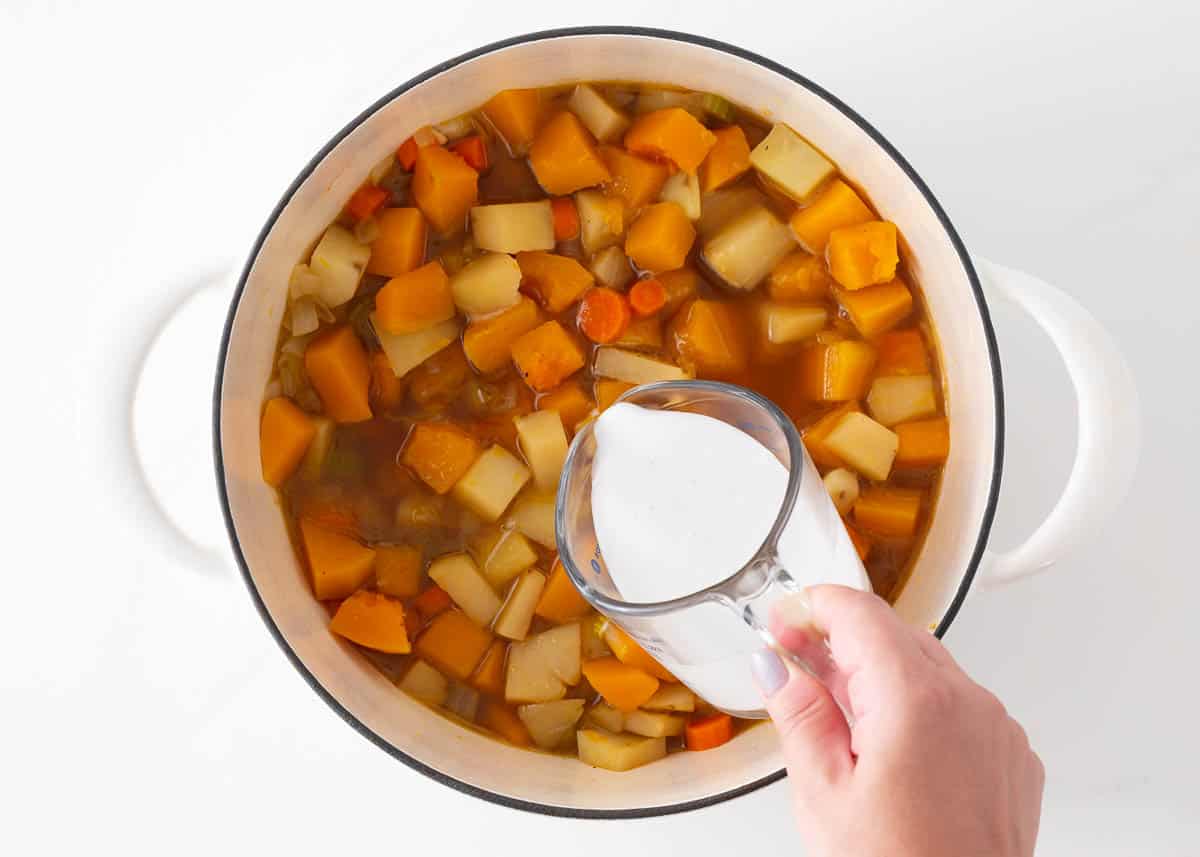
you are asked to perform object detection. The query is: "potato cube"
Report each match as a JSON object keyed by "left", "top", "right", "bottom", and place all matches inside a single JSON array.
[
  {"left": 822, "top": 468, "right": 860, "bottom": 515},
  {"left": 309, "top": 224, "right": 369, "bottom": 308},
  {"left": 505, "top": 623, "right": 582, "bottom": 703},
  {"left": 594, "top": 347, "right": 689, "bottom": 386},
  {"left": 659, "top": 170, "right": 700, "bottom": 220},
  {"left": 584, "top": 702, "right": 625, "bottom": 733},
  {"left": 514, "top": 409, "right": 569, "bottom": 492},
  {"left": 469, "top": 526, "right": 539, "bottom": 589},
  {"left": 866, "top": 375, "right": 938, "bottom": 427},
  {"left": 836, "top": 278, "right": 914, "bottom": 337},
  {"left": 518, "top": 699, "right": 586, "bottom": 750},
  {"left": 669, "top": 299, "right": 749, "bottom": 377},
  {"left": 824, "top": 412, "right": 899, "bottom": 481},
  {"left": 536, "top": 382, "right": 594, "bottom": 433},
  {"left": 494, "top": 568, "right": 547, "bottom": 641},
  {"left": 696, "top": 184, "right": 764, "bottom": 240},
  {"left": 428, "top": 553, "right": 503, "bottom": 626},
  {"left": 625, "top": 202, "right": 696, "bottom": 273},
  {"left": 574, "top": 190, "right": 625, "bottom": 254},
  {"left": 894, "top": 417, "right": 950, "bottom": 468},
  {"left": 624, "top": 709, "right": 686, "bottom": 738},
  {"left": 415, "top": 610, "right": 493, "bottom": 680},
  {"left": 702, "top": 205, "right": 796, "bottom": 291},
  {"left": 854, "top": 487, "right": 923, "bottom": 537},
  {"left": 516, "top": 251, "right": 594, "bottom": 313},
  {"left": 796, "top": 340, "right": 877, "bottom": 401},
  {"left": 642, "top": 684, "right": 696, "bottom": 713},
  {"left": 511, "top": 321, "right": 587, "bottom": 393},
  {"left": 374, "top": 316, "right": 460, "bottom": 378},
  {"left": 401, "top": 422, "right": 481, "bottom": 494},
  {"left": 588, "top": 246, "right": 635, "bottom": 291},
  {"left": 449, "top": 253, "right": 522, "bottom": 317},
  {"left": 374, "top": 544, "right": 423, "bottom": 598},
  {"left": 800, "top": 401, "right": 861, "bottom": 470},
  {"left": 452, "top": 445, "right": 532, "bottom": 521},
  {"left": 509, "top": 489, "right": 557, "bottom": 549},
  {"left": 470, "top": 200, "right": 555, "bottom": 254},
  {"left": 755, "top": 302, "right": 828, "bottom": 346},
  {"left": 400, "top": 660, "right": 449, "bottom": 706},
  {"left": 827, "top": 221, "right": 899, "bottom": 290},
  {"left": 462, "top": 297, "right": 543, "bottom": 375},
  {"left": 577, "top": 729, "right": 666, "bottom": 772},
  {"left": 567, "top": 84, "right": 630, "bottom": 143},
  {"left": 615, "top": 315, "right": 663, "bottom": 351},
  {"left": 788, "top": 178, "right": 875, "bottom": 253},
  {"left": 749, "top": 123, "right": 835, "bottom": 202}
]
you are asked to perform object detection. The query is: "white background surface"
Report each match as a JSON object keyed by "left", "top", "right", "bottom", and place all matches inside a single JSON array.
[{"left": 3, "top": 0, "right": 1198, "bottom": 854}]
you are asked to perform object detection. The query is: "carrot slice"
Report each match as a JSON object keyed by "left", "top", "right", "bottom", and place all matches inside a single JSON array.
[
  {"left": 411, "top": 585, "right": 453, "bottom": 620},
  {"left": 397, "top": 137, "right": 419, "bottom": 170},
  {"left": 577, "top": 288, "right": 631, "bottom": 344},
  {"left": 450, "top": 135, "right": 488, "bottom": 171},
  {"left": 346, "top": 184, "right": 388, "bottom": 222},
  {"left": 628, "top": 278, "right": 667, "bottom": 317},
  {"left": 480, "top": 701, "right": 532, "bottom": 746},
  {"left": 685, "top": 712, "right": 733, "bottom": 751},
  {"left": 551, "top": 197, "right": 580, "bottom": 241}
]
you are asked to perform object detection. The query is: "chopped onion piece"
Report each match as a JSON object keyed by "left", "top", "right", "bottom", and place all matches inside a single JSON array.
[
  {"left": 413, "top": 125, "right": 448, "bottom": 147},
  {"left": 288, "top": 263, "right": 322, "bottom": 300},
  {"left": 435, "top": 115, "right": 478, "bottom": 142},
  {"left": 353, "top": 216, "right": 380, "bottom": 244},
  {"left": 287, "top": 298, "right": 320, "bottom": 336},
  {"left": 368, "top": 153, "right": 395, "bottom": 185}
]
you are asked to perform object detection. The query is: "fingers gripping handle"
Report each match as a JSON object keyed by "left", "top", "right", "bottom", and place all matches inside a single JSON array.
[{"left": 977, "top": 259, "right": 1141, "bottom": 587}]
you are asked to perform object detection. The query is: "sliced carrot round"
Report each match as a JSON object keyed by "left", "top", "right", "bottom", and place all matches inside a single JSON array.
[
  {"left": 628, "top": 278, "right": 667, "bottom": 317},
  {"left": 551, "top": 197, "right": 580, "bottom": 242},
  {"left": 577, "top": 288, "right": 631, "bottom": 344}
]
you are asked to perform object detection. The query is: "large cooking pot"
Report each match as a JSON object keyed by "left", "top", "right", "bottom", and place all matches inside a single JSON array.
[{"left": 211, "top": 27, "right": 1138, "bottom": 817}]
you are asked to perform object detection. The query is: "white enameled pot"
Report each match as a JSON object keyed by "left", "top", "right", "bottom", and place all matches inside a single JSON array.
[{"left": 201, "top": 28, "right": 1139, "bottom": 817}]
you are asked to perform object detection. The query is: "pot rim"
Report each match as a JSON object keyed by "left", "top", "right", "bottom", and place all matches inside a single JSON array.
[{"left": 212, "top": 25, "right": 1005, "bottom": 820}]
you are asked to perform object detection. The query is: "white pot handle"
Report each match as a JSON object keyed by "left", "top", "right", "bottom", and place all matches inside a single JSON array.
[{"left": 975, "top": 258, "right": 1141, "bottom": 588}]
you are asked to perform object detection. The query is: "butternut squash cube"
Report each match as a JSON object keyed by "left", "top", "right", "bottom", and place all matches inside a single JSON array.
[
  {"left": 701, "top": 125, "right": 752, "bottom": 192},
  {"left": 260, "top": 396, "right": 316, "bottom": 487},
  {"left": 401, "top": 422, "right": 481, "bottom": 494},
  {"left": 373, "top": 544, "right": 423, "bottom": 598},
  {"left": 529, "top": 111, "right": 610, "bottom": 195},
  {"left": 788, "top": 178, "right": 875, "bottom": 253},
  {"left": 874, "top": 328, "right": 931, "bottom": 376},
  {"left": 826, "top": 221, "right": 899, "bottom": 290},
  {"left": 300, "top": 518, "right": 376, "bottom": 601},
  {"left": 535, "top": 559, "right": 592, "bottom": 624},
  {"left": 469, "top": 526, "right": 539, "bottom": 589},
  {"left": 428, "top": 552, "right": 502, "bottom": 627},
  {"left": 516, "top": 251, "right": 594, "bottom": 313},
  {"left": 600, "top": 146, "right": 670, "bottom": 210},
  {"left": 470, "top": 640, "right": 508, "bottom": 696},
  {"left": 595, "top": 378, "right": 635, "bottom": 412},
  {"left": 749, "top": 123, "right": 835, "bottom": 202},
  {"left": 866, "top": 374, "right": 938, "bottom": 427},
  {"left": 482, "top": 89, "right": 542, "bottom": 155},
  {"left": 625, "top": 202, "right": 696, "bottom": 273},
  {"left": 767, "top": 250, "right": 832, "bottom": 302},
  {"left": 374, "top": 260, "right": 456, "bottom": 335},
  {"left": 854, "top": 487, "right": 923, "bottom": 538},
  {"left": 415, "top": 609, "right": 494, "bottom": 680},
  {"left": 801, "top": 402, "right": 862, "bottom": 470},
  {"left": 894, "top": 418, "right": 950, "bottom": 468},
  {"left": 581, "top": 657, "right": 660, "bottom": 712},
  {"left": 536, "top": 382, "right": 594, "bottom": 432},
  {"left": 452, "top": 445, "right": 532, "bottom": 522},
  {"left": 412, "top": 145, "right": 479, "bottom": 235},
  {"left": 669, "top": 298, "right": 749, "bottom": 377},
  {"left": 366, "top": 208, "right": 426, "bottom": 278},
  {"left": 304, "top": 325, "right": 373, "bottom": 423},
  {"left": 510, "top": 321, "right": 587, "bottom": 393},
  {"left": 329, "top": 590, "right": 411, "bottom": 654},
  {"left": 658, "top": 267, "right": 700, "bottom": 315},
  {"left": 836, "top": 278, "right": 914, "bottom": 337},
  {"left": 824, "top": 412, "right": 899, "bottom": 481},
  {"left": 624, "top": 107, "right": 717, "bottom": 174},
  {"left": 462, "top": 297, "right": 543, "bottom": 374},
  {"left": 796, "top": 340, "right": 877, "bottom": 401}
]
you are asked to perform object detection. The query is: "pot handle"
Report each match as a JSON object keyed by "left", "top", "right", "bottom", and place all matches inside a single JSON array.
[{"left": 975, "top": 259, "right": 1140, "bottom": 588}]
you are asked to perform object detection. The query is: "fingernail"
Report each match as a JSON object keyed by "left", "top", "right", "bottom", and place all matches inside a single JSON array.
[{"left": 750, "top": 648, "right": 788, "bottom": 697}]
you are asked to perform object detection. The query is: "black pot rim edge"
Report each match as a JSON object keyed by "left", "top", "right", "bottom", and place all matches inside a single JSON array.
[{"left": 211, "top": 25, "right": 1005, "bottom": 821}]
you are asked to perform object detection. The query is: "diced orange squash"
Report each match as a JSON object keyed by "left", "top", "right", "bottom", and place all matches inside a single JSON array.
[
  {"left": 796, "top": 339, "right": 877, "bottom": 401},
  {"left": 894, "top": 418, "right": 950, "bottom": 468},
  {"left": 515, "top": 251, "right": 595, "bottom": 313},
  {"left": 528, "top": 112, "right": 610, "bottom": 195},
  {"left": 874, "top": 328, "right": 931, "bottom": 376},
  {"left": 329, "top": 590, "right": 411, "bottom": 654},
  {"left": 836, "top": 278, "right": 914, "bottom": 337},
  {"left": 374, "top": 544, "right": 423, "bottom": 598},
  {"left": 462, "top": 297, "right": 543, "bottom": 374},
  {"left": 537, "top": 383, "right": 594, "bottom": 431},
  {"left": 260, "top": 397, "right": 317, "bottom": 486},
  {"left": 595, "top": 379, "right": 634, "bottom": 412},
  {"left": 700, "top": 125, "right": 752, "bottom": 192},
  {"left": 304, "top": 325, "right": 373, "bottom": 423},
  {"left": 415, "top": 609, "right": 494, "bottom": 680},
  {"left": 788, "top": 179, "right": 875, "bottom": 254},
  {"left": 401, "top": 422, "right": 481, "bottom": 494},
  {"left": 471, "top": 640, "right": 509, "bottom": 696},
  {"left": 374, "top": 261, "right": 455, "bottom": 335},
  {"left": 624, "top": 108, "right": 717, "bottom": 173},
  {"left": 482, "top": 89, "right": 542, "bottom": 154},
  {"left": 534, "top": 560, "right": 592, "bottom": 624},
  {"left": 366, "top": 208, "right": 426, "bottom": 277},
  {"left": 826, "top": 221, "right": 899, "bottom": 290},
  {"left": 480, "top": 700, "right": 532, "bottom": 746},
  {"left": 369, "top": 351, "right": 407, "bottom": 412},
  {"left": 511, "top": 321, "right": 587, "bottom": 393},
  {"left": 599, "top": 146, "right": 670, "bottom": 210},
  {"left": 669, "top": 299, "right": 748, "bottom": 377},
  {"left": 412, "top": 146, "right": 479, "bottom": 235},
  {"left": 407, "top": 343, "right": 471, "bottom": 407},
  {"left": 300, "top": 518, "right": 376, "bottom": 601},
  {"left": 854, "top": 488, "right": 923, "bottom": 538},
  {"left": 603, "top": 624, "right": 676, "bottom": 682},
  {"left": 767, "top": 250, "right": 832, "bottom": 302},
  {"left": 800, "top": 401, "right": 861, "bottom": 470},
  {"left": 582, "top": 657, "right": 661, "bottom": 713},
  {"left": 411, "top": 585, "right": 453, "bottom": 621},
  {"left": 625, "top": 202, "right": 695, "bottom": 273},
  {"left": 657, "top": 267, "right": 700, "bottom": 315},
  {"left": 844, "top": 522, "right": 873, "bottom": 562}
]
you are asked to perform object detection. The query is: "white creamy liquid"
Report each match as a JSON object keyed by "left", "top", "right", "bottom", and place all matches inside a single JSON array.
[{"left": 591, "top": 402, "right": 870, "bottom": 714}]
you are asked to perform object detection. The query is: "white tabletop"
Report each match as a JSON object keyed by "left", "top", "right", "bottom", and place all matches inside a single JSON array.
[{"left": 3, "top": 1, "right": 1198, "bottom": 854}]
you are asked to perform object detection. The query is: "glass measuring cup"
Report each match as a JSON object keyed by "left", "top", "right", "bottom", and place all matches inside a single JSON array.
[{"left": 556, "top": 380, "right": 865, "bottom": 719}]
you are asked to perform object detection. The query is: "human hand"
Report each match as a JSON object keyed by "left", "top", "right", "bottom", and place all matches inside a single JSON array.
[{"left": 750, "top": 585, "right": 1044, "bottom": 857}]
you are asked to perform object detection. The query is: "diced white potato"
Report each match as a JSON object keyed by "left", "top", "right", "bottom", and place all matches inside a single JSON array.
[
  {"left": 589, "top": 245, "right": 634, "bottom": 290},
  {"left": 702, "top": 205, "right": 796, "bottom": 291},
  {"left": 755, "top": 302, "right": 829, "bottom": 345},
  {"left": 450, "top": 253, "right": 522, "bottom": 317},
  {"left": 866, "top": 375, "right": 938, "bottom": 427},
  {"left": 594, "top": 347, "right": 689, "bottom": 386},
  {"left": 582, "top": 616, "right": 612, "bottom": 660},
  {"left": 471, "top": 201, "right": 555, "bottom": 254},
  {"left": 584, "top": 702, "right": 625, "bottom": 733},
  {"left": 567, "top": 84, "right": 630, "bottom": 143},
  {"left": 824, "top": 412, "right": 899, "bottom": 481},
  {"left": 659, "top": 170, "right": 701, "bottom": 220},
  {"left": 615, "top": 316, "right": 663, "bottom": 351},
  {"left": 289, "top": 263, "right": 323, "bottom": 300},
  {"left": 468, "top": 526, "right": 539, "bottom": 589},
  {"left": 515, "top": 410, "right": 569, "bottom": 492},
  {"left": 518, "top": 699, "right": 586, "bottom": 750},
  {"left": 575, "top": 190, "right": 625, "bottom": 254},
  {"left": 428, "top": 553, "right": 503, "bottom": 626},
  {"left": 300, "top": 417, "right": 335, "bottom": 480},
  {"left": 452, "top": 446, "right": 532, "bottom": 522},
  {"left": 494, "top": 569, "right": 547, "bottom": 640},
  {"left": 399, "top": 660, "right": 448, "bottom": 706},
  {"left": 634, "top": 88, "right": 701, "bottom": 116},
  {"left": 373, "top": 316, "right": 459, "bottom": 378},
  {"left": 696, "top": 185, "right": 766, "bottom": 239},
  {"left": 309, "top": 225, "right": 370, "bottom": 308},
  {"left": 509, "top": 489, "right": 557, "bottom": 549},
  {"left": 624, "top": 710, "right": 686, "bottom": 738},
  {"left": 505, "top": 623, "right": 582, "bottom": 703},
  {"left": 749, "top": 123, "right": 836, "bottom": 202},
  {"left": 642, "top": 683, "right": 696, "bottom": 713},
  {"left": 823, "top": 468, "right": 860, "bottom": 515},
  {"left": 577, "top": 729, "right": 667, "bottom": 772}
]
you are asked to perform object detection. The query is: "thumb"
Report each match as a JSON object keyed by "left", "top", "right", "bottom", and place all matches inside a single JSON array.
[{"left": 751, "top": 648, "right": 854, "bottom": 801}]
